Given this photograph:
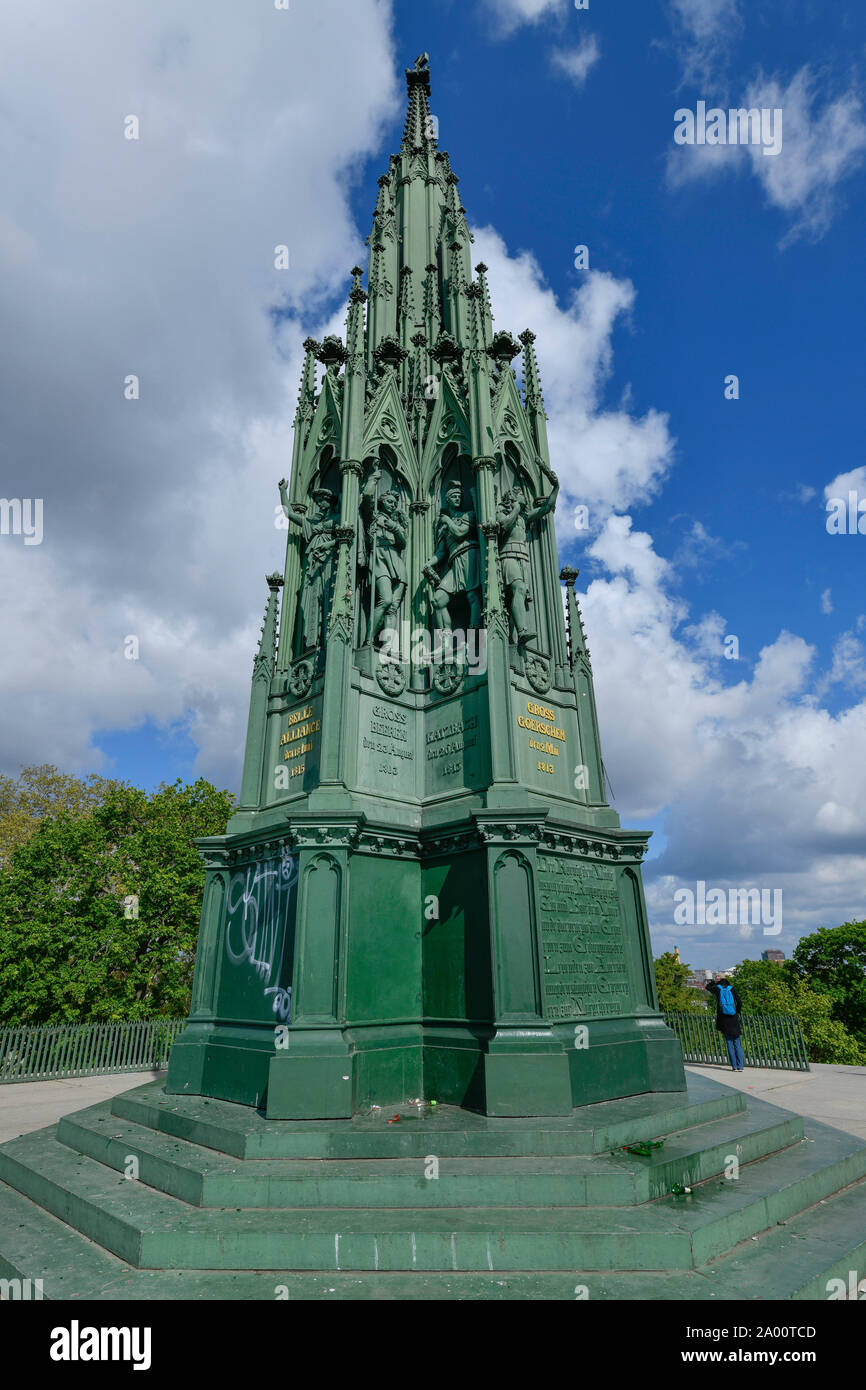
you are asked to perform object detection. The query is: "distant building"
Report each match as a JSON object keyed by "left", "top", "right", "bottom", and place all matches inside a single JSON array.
[{"left": 761, "top": 949, "right": 785, "bottom": 963}]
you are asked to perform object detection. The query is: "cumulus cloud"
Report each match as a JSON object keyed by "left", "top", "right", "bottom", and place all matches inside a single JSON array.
[
  {"left": 582, "top": 529, "right": 866, "bottom": 949},
  {"left": 824, "top": 465, "right": 866, "bottom": 501},
  {"left": 0, "top": 0, "right": 399, "bottom": 787},
  {"left": 470, "top": 228, "right": 676, "bottom": 524}
]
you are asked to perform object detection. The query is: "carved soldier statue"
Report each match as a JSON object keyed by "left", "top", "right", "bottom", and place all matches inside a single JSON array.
[
  {"left": 423, "top": 481, "right": 482, "bottom": 633},
  {"left": 496, "top": 472, "right": 559, "bottom": 643},
  {"left": 278, "top": 478, "right": 338, "bottom": 651},
  {"left": 358, "top": 467, "right": 408, "bottom": 646}
]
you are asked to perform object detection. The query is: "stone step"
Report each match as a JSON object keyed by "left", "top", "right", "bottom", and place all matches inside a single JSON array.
[
  {"left": 56, "top": 1098, "right": 802, "bottom": 1209},
  {"left": 110, "top": 1074, "right": 744, "bottom": 1159},
  {"left": 2, "top": 1172, "right": 866, "bottom": 1300},
  {"left": 1, "top": 1113, "right": 863, "bottom": 1272}
]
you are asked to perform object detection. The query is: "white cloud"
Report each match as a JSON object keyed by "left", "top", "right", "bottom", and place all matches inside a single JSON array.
[
  {"left": 550, "top": 35, "right": 601, "bottom": 89},
  {"left": 481, "top": 0, "right": 569, "bottom": 35},
  {"left": 0, "top": 0, "right": 399, "bottom": 787},
  {"left": 667, "top": 67, "right": 866, "bottom": 245},
  {"left": 589, "top": 515, "right": 671, "bottom": 590},
  {"left": 820, "top": 588, "right": 833, "bottom": 616},
  {"left": 470, "top": 228, "right": 676, "bottom": 521},
  {"left": 824, "top": 628, "right": 866, "bottom": 692},
  {"left": 583, "top": 530, "right": 866, "bottom": 943},
  {"left": 824, "top": 465, "right": 866, "bottom": 501},
  {"left": 682, "top": 610, "right": 727, "bottom": 658},
  {"left": 745, "top": 69, "right": 866, "bottom": 245},
  {"left": 667, "top": 0, "right": 740, "bottom": 86},
  {"left": 670, "top": 0, "right": 738, "bottom": 42}
]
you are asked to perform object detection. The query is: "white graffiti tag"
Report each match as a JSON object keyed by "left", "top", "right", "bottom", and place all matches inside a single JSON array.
[{"left": 225, "top": 852, "right": 299, "bottom": 1018}]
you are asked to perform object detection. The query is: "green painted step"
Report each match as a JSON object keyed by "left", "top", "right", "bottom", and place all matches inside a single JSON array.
[
  {"left": 111, "top": 1074, "right": 745, "bottom": 1160},
  {"left": 2, "top": 1111, "right": 863, "bottom": 1272},
  {"left": 2, "top": 1173, "right": 866, "bottom": 1300},
  {"left": 651, "top": 1117, "right": 866, "bottom": 1266},
  {"left": 56, "top": 1098, "right": 802, "bottom": 1209}
]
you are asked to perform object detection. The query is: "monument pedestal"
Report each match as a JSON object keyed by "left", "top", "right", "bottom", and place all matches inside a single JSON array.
[{"left": 165, "top": 806, "right": 686, "bottom": 1118}]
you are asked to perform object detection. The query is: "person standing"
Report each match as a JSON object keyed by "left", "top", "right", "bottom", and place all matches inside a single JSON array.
[{"left": 705, "top": 976, "right": 745, "bottom": 1071}]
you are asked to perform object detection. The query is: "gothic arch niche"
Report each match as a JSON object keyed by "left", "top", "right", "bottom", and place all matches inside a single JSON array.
[
  {"left": 425, "top": 443, "right": 481, "bottom": 639},
  {"left": 623, "top": 867, "right": 656, "bottom": 1010},
  {"left": 356, "top": 444, "right": 410, "bottom": 656},
  {"left": 288, "top": 443, "right": 341, "bottom": 660},
  {"left": 494, "top": 441, "right": 553, "bottom": 653},
  {"left": 492, "top": 850, "right": 541, "bottom": 1018},
  {"left": 191, "top": 873, "right": 226, "bottom": 1016},
  {"left": 314, "top": 445, "right": 340, "bottom": 504},
  {"left": 298, "top": 853, "right": 342, "bottom": 1021}
]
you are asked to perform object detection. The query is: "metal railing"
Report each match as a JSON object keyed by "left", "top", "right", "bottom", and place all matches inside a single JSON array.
[
  {"left": 0, "top": 1018, "right": 185, "bottom": 1084},
  {"left": 664, "top": 1009, "right": 810, "bottom": 1072}
]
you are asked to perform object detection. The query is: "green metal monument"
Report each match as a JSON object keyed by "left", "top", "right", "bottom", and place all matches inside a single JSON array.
[
  {"left": 3, "top": 56, "right": 866, "bottom": 1303},
  {"left": 165, "top": 52, "right": 685, "bottom": 1120}
]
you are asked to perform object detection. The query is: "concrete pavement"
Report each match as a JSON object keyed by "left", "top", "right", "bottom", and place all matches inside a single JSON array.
[
  {"left": 0, "top": 1072, "right": 165, "bottom": 1144},
  {"left": 685, "top": 1062, "right": 866, "bottom": 1141}
]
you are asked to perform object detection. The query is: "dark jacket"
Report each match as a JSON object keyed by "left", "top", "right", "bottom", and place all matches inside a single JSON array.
[{"left": 705, "top": 981, "right": 742, "bottom": 1039}]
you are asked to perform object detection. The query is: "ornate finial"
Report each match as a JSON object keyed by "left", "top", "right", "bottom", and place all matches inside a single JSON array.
[
  {"left": 559, "top": 566, "right": 578, "bottom": 587},
  {"left": 302, "top": 336, "right": 320, "bottom": 355},
  {"left": 349, "top": 265, "right": 367, "bottom": 303},
  {"left": 431, "top": 331, "right": 462, "bottom": 366},
  {"left": 266, "top": 572, "right": 284, "bottom": 589},
  {"left": 520, "top": 327, "right": 546, "bottom": 414},
  {"left": 374, "top": 333, "right": 409, "bottom": 370},
  {"left": 475, "top": 262, "right": 488, "bottom": 275},
  {"left": 488, "top": 329, "right": 521, "bottom": 370},
  {"left": 318, "top": 335, "right": 347, "bottom": 369}
]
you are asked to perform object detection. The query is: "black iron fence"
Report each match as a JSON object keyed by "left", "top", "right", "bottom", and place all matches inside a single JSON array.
[
  {"left": 664, "top": 1009, "right": 810, "bottom": 1071},
  {"left": 0, "top": 1018, "right": 184, "bottom": 1083}
]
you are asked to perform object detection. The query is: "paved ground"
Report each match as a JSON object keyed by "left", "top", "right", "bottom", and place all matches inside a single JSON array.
[
  {"left": 0, "top": 1072, "right": 165, "bottom": 1144},
  {"left": 686, "top": 1062, "right": 866, "bottom": 1141},
  {"left": 0, "top": 1064, "right": 863, "bottom": 1144}
]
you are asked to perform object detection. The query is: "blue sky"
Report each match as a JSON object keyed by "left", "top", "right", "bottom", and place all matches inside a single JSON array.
[{"left": 1, "top": 0, "right": 864, "bottom": 969}]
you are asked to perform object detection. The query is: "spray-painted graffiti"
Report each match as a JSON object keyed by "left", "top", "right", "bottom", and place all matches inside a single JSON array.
[{"left": 225, "top": 848, "right": 299, "bottom": 1021}]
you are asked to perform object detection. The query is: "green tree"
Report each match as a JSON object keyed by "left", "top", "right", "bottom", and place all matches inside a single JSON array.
[
  {"left": 0, "top": 764, "right": 123, "bottom": 869},
  {"left": 0, "top": 777, "right": 234, "bottom": 1025},
  {"left": 790, "top": 922, "right": 866, "bottom": 1047},
  {"left": 731, "top": 957, "right": 866, "bottom": 1065},
  {"left": 654, "top": 952, "right": 707, "bottom": 1012}
]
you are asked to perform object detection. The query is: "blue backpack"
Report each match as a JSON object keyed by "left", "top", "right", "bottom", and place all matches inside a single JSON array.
[{"left": 717, "top": 985, "right": 736, "bottom": 1016}]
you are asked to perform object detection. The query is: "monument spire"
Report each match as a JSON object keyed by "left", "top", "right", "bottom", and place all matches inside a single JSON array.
[{"left": 169, "top": 53, "right": 683, "bottom": 1123}]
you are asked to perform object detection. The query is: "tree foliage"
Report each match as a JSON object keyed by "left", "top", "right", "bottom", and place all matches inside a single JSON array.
[
  {"left": 653, "top": 952, "right": 707, "bottom": 1012},
  {"left": 0, "top": 764, "right": 123, "bottom": 869},
  {"left": 728, "top": 957, "right": 866, "bottom": 1065},
  {"left": 0, "top": 776, "right": 234, "bottom": 1025},
  {"left": 790, "top": 922, "right": 866, "bottom": 1047}
]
